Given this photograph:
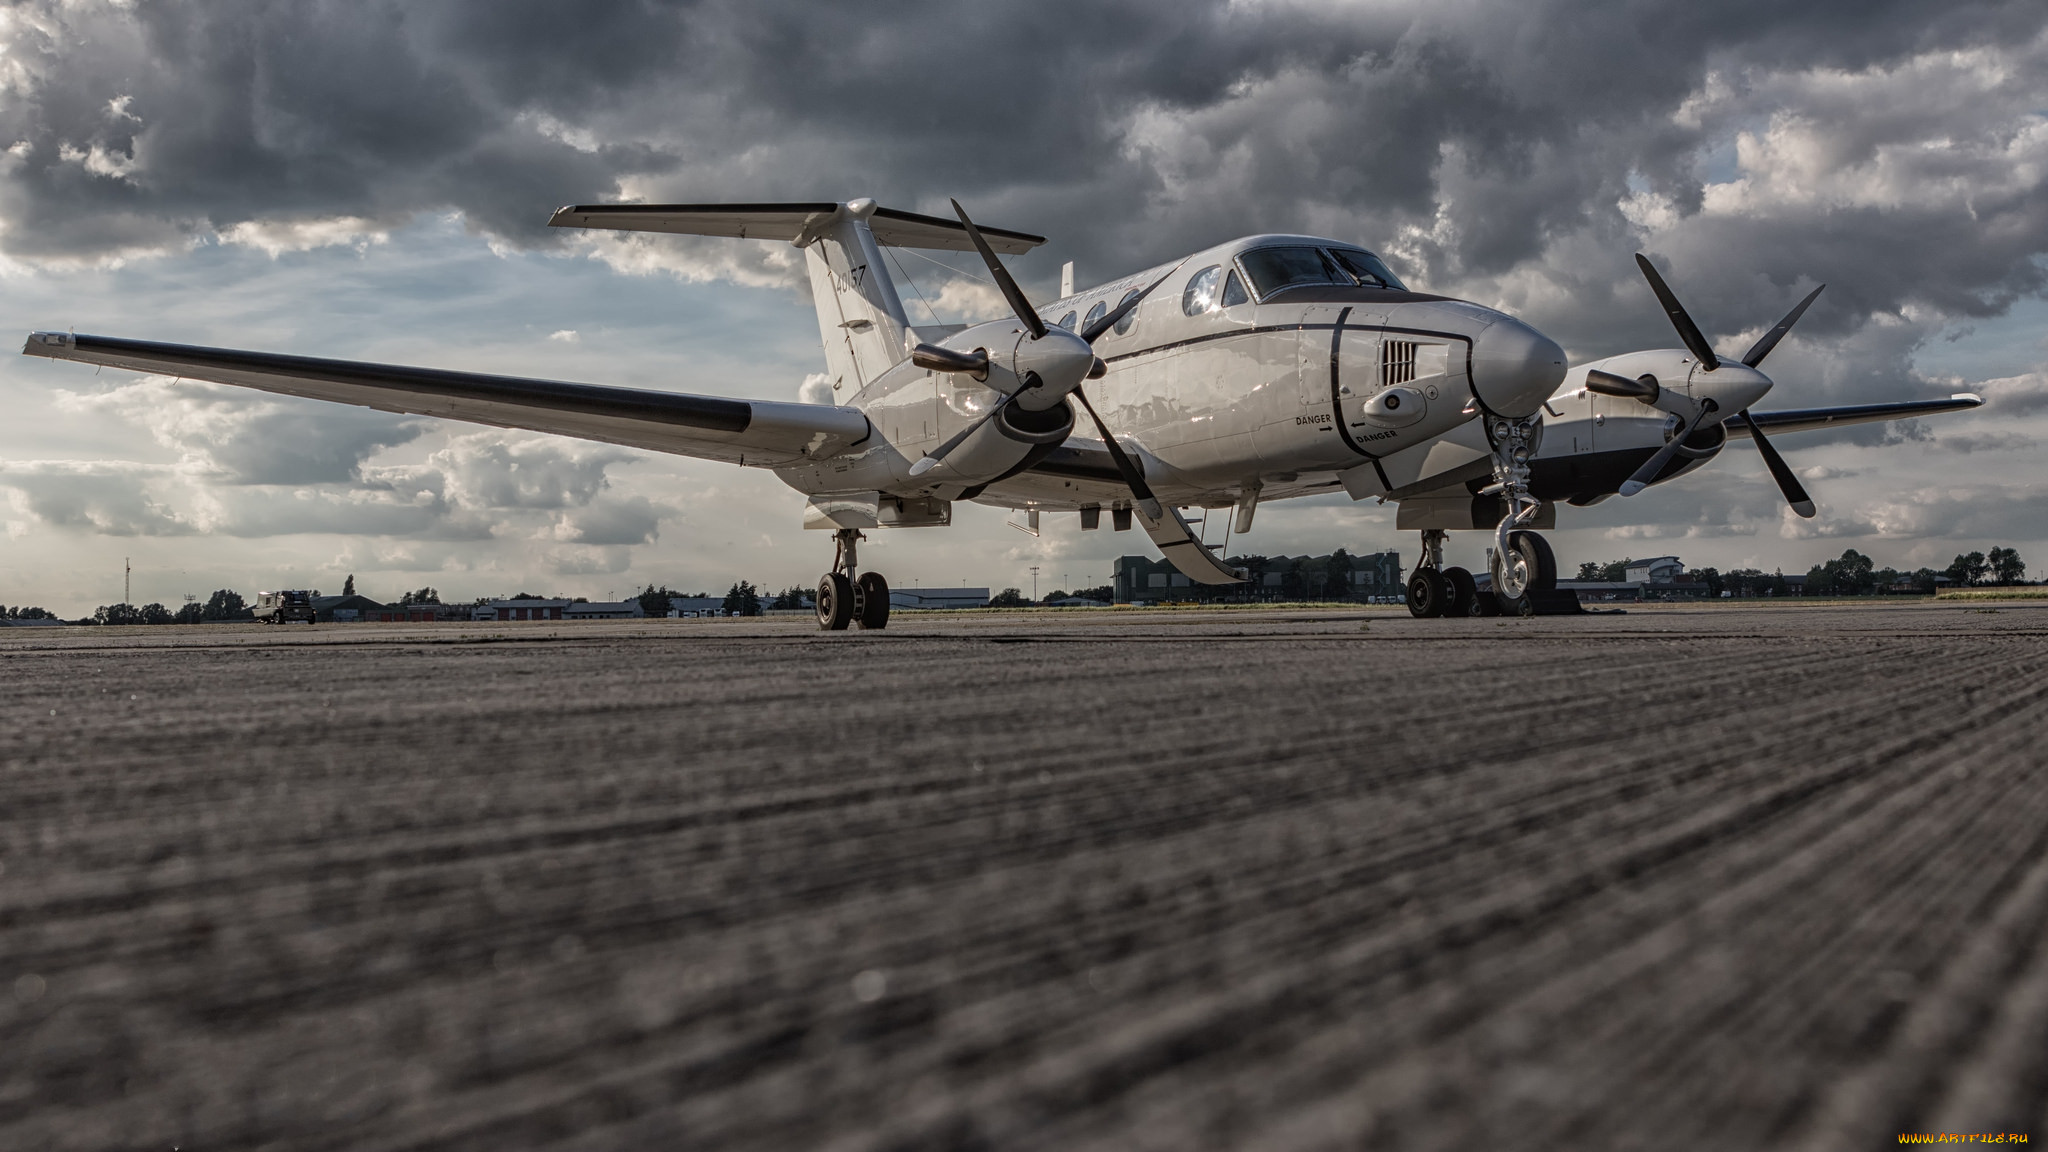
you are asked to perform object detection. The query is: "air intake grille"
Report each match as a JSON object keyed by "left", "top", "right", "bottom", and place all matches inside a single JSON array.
[{"left": 1383, "top": 340, "right": 1417, "bottom": 387}]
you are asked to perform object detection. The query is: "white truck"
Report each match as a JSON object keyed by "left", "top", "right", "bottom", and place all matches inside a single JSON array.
[{"left": 253, "top": 590, "right": 317, "bottom": 625}]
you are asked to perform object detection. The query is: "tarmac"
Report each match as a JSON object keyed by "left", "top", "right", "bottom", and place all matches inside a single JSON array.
[{"left": 3, "top": 601, "right": 2046, "bottom": 1150}]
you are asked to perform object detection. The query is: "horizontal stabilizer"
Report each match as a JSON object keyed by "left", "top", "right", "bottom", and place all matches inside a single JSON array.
[
  {"left": 1726, "top": 394, "right": 1983, "bottom": 437},
  {"left": 548, "top": 201, "right": 1045, "bottom": 254}
]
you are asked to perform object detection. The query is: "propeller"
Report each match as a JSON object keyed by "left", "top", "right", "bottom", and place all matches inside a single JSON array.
[
  {"left": 1738, "top": 409, "right": 1815, "bottom": 517},
  {"left": 1634, "top": 253, "right": 1720, "bottom": 371},
  {"left": 1627, "top": 254, "right": 1824, "bottom": 517},
  {"left": 1740, "top": 284, "right": 1825, "bottom": 369},
  {"left": 911, "top": 200, "right": 1179, "bottom": 502},
  {"left": 953, "top": 198, "right": 1045, "bottom": 339},
  {"left": 907, "top": 375, "right": 1036, "bottom": 477},
  {"left": 1618, "top": 398, "right": 1718, "bottom": 497}
]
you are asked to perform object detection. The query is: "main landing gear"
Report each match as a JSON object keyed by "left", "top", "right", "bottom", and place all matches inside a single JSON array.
[
  {"left": 1406, "top": 527, "right": 1558, "bottom": 618},
  {"left": 817, "top": 528, "right": 890, "bottom": 631}
]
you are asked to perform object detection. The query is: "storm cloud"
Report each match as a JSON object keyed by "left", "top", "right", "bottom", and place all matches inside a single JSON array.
[{"left": 4, "top": 0, "right": 2048, "bottom": 603}]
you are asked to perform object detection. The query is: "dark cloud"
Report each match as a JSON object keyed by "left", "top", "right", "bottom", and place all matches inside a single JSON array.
[{"left": 6, "top": 0, "right": 2047, "bottom": 485}]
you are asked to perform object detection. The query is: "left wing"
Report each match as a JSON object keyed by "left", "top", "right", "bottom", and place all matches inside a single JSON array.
[
  {"left": 1725, "top": 393, "right": 1983, "bottom": 437},
  {"left": 22, "top": 332, "right": 870, "bottom": 467}
]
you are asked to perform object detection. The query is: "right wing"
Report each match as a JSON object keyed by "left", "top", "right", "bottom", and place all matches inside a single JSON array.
[
  {"left": 548, "top": 201, "right": 1046, "bottom": 254},
  {"left": 22, "top": 332, "right": 870, "bottom": 467},
  {"left": 1726, "top": 393, "right": 1984, "bottom": 436}
]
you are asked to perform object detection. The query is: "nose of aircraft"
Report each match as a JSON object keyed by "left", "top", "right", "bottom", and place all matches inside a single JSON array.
[{"left": 1470, "top": 318, "right": 1568, "bottom": 419}]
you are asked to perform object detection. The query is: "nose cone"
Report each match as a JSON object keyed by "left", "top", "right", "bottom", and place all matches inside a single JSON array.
[
  {"left": 1697, "top": 363, "right": 1773, "bottom": 415},
  {"left": 1471, "top": 318, "right": 1567, "bottom": 419},
  {"left": 1009, "top": 326, "right": 1098, "bottom": 410}
]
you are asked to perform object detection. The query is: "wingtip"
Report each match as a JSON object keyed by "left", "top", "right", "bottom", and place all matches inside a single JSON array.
[
  {"left": 1952, "top": 392, "right": 1984, "bottom": 405},
  {"left": 22, "top": 330, "right": 74, "bottom": 356}
]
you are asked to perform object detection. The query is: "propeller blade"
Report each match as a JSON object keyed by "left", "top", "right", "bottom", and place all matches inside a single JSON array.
[
  {"left": 909, "top": 342, "right": 990, "bottom": 378},
  {"left": 1619, "top": 398, "right": 1719, "bottom": 497},
  {"left": 1079, "top": 264, "right": 1182, "bottom": 345},
  {"left": 1072, "top": 385, "right": 1163, "bottom": 521},
  {"left": 907, "top": 382, "right": 1030, "bottom": 477},
  {"left": 1584, "top": 368, "right": 1661, "bottom": 404},
  {"left": 1737, "top": 408, "right": 1816, "bottom": 517},
  {"left": 951, "top": 199, "right": 1046, "bottom": 340},
  {"left": 1634, "top": 253, "right": 1721, "bottom": 371},
  {"left": 1740, "top": 283, "right": 1825, "bottom": 368}
]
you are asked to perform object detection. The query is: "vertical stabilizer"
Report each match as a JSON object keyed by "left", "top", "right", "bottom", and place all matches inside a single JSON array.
[{"left": 797, "top": 200, "right": 911, "bottom": 397}]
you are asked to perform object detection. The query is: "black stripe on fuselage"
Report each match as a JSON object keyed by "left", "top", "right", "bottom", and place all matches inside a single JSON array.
[
  {"left": 1101, "top": 322, "right": 1473, "bottom": 367},
  {"left": 68, "top": 335, "right": 755, "bottom": 434}
]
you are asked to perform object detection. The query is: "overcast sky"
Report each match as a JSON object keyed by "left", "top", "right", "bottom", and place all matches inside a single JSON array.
[{"left": 4, "top": 0, "right": 2047, "bottom": 612}]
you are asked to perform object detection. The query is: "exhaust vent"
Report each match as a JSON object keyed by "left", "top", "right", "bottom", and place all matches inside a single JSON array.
[{"left": 1383, "top": 340, "right": 1418, "bottom": 387}]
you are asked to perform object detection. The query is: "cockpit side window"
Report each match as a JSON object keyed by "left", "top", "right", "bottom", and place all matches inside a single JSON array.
[
  {"left": 1181, "top": 265, "right": 1223, "bottom": 315},
  {"left": 1084, "top": 300, "right": 1107, "bottom": 331},
  {"left": 1329, "top": 248, "right": 1407, "bottom": 291},
  {"left": 1221, "top": 269, "right": 1249, "bottom": 307},
  {"left": 1238, "top": 246, "right": 1346, "bottom": 299}
]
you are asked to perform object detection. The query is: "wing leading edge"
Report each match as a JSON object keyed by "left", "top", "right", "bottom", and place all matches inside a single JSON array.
[
  {"left": 1724, "top": 394, "right": 1984, "bottom": 437},
  {"left": 22, "top": 332, "right": 870, "bottom": 467}
]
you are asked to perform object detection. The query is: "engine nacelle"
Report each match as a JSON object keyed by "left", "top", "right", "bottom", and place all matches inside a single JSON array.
[{"left": 918, "top": 398, "right": 1075, "bottom": 487}]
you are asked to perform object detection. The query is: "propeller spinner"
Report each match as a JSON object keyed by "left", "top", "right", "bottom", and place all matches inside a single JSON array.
[{"left": 1615, "top": 255, "right": 1823, "bottom": 517}]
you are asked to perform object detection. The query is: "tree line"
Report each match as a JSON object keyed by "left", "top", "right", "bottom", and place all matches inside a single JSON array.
[{"left": 1574, "top": 547, "right": 2028, "bottom": 597}]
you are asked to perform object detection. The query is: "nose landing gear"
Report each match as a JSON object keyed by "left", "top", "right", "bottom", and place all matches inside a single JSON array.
[{"left": 818, "top": 528, "right": 891, "bottom": 631}]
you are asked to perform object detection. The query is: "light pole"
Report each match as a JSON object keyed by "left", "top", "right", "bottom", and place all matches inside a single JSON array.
[{"left": 1030, "top": 566, "right": 1039, "bottom": 602}]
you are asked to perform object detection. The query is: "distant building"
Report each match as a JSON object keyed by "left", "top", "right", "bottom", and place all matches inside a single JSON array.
[
  {"left": 477, "top": 598, "right": 570, "bottom": 621},
  {"left": 1113, "top": 550, "right": 1403, "bottom": 604},
  {"left": 668, "top": 596, "right": 727, "bottom": 617},
  {"left": 888, "top": 587, "right": 990, "bottom": 609},
  {"left": 564, "top": 600, "right": 644, "bottom": 620},
  {"left": 1559, "top": 554, "right": 1710, "bottom": 603},
  {"left": 1623, "top": 556, "right": 1685, "bottom": 584},
  {"left": 312, "top": 593, "right": 391, "bottom": 622}
]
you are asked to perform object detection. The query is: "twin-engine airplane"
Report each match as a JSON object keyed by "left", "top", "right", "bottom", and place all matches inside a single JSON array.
[{"left": 24, "top": 197, "right": 1981, "bottom": 625}]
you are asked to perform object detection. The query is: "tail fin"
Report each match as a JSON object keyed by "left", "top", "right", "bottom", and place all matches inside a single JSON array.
[{"left": 548, "top": 200, "right": 1046, "bottom": 397}]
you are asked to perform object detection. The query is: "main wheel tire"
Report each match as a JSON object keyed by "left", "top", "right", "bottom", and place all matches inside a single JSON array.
[
  {"left": 1474, "top": 584, "right": 1503, "bottom": 616},
  {"left": 1407, "top": 567, "right": 1447, "bottom": 618},
  {"left": 856, "top": 572, "right": 890, "bottom": 630},
  {"left": 817, "top": 573, "right": 854, "bottom": 631},
  {"left": 1442, "top": 566, "right": 1479, "bottom": 617}
]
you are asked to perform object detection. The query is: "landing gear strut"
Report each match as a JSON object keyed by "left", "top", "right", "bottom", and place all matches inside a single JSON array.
[
  {"left": 1487, "top": 415, "right": 1543, "bottom": 602},
  {"left": 818, "top": 528, "right": 890, "bottom": 631},
  {"left": 1406, "top": 529, "right": 1481, "bottom": 618}
]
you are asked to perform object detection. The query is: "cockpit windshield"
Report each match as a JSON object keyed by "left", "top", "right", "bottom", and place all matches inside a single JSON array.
[
  {"left": 1329, "top": 248, "right": 1407, "bottom": 291},
  {"left": 1238, "top": 247, "right": 1346, "bottom": 298},
  {"left": 1238, "top": 244, "right": 1410, "bottom": 299}
]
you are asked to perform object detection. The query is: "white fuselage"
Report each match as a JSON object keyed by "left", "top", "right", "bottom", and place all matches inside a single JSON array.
[{"left": 773, "top": 233, "right": 1567, "bottom": 520}]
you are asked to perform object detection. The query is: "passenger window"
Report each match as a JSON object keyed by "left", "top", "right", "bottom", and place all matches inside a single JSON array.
[
  {"left": 1181, "top": 265, "right": 1223, "bottom": 315},
  {"left": 1238, "top": 246, "right": 1345, "bottom": 299},
  {"left": 1221, "top": 269, "right": 1249, "bottom": 307},
  {"left": 1057, "top": 311, "right": 1077, "bottom": 330},
  {"left": 1113, "top": 289, "right": 1143, "bottom": 335},
  {"left": 1084, "top": 301, "right": 1107, "bottom": 330},
  {"left": 1329, "top": 248, "right": 1407, "bottom": 291}
]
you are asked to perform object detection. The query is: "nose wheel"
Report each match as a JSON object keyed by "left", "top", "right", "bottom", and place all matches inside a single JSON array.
[{"left": 818, "top": 529, "right": 891, "bottom": 631}]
